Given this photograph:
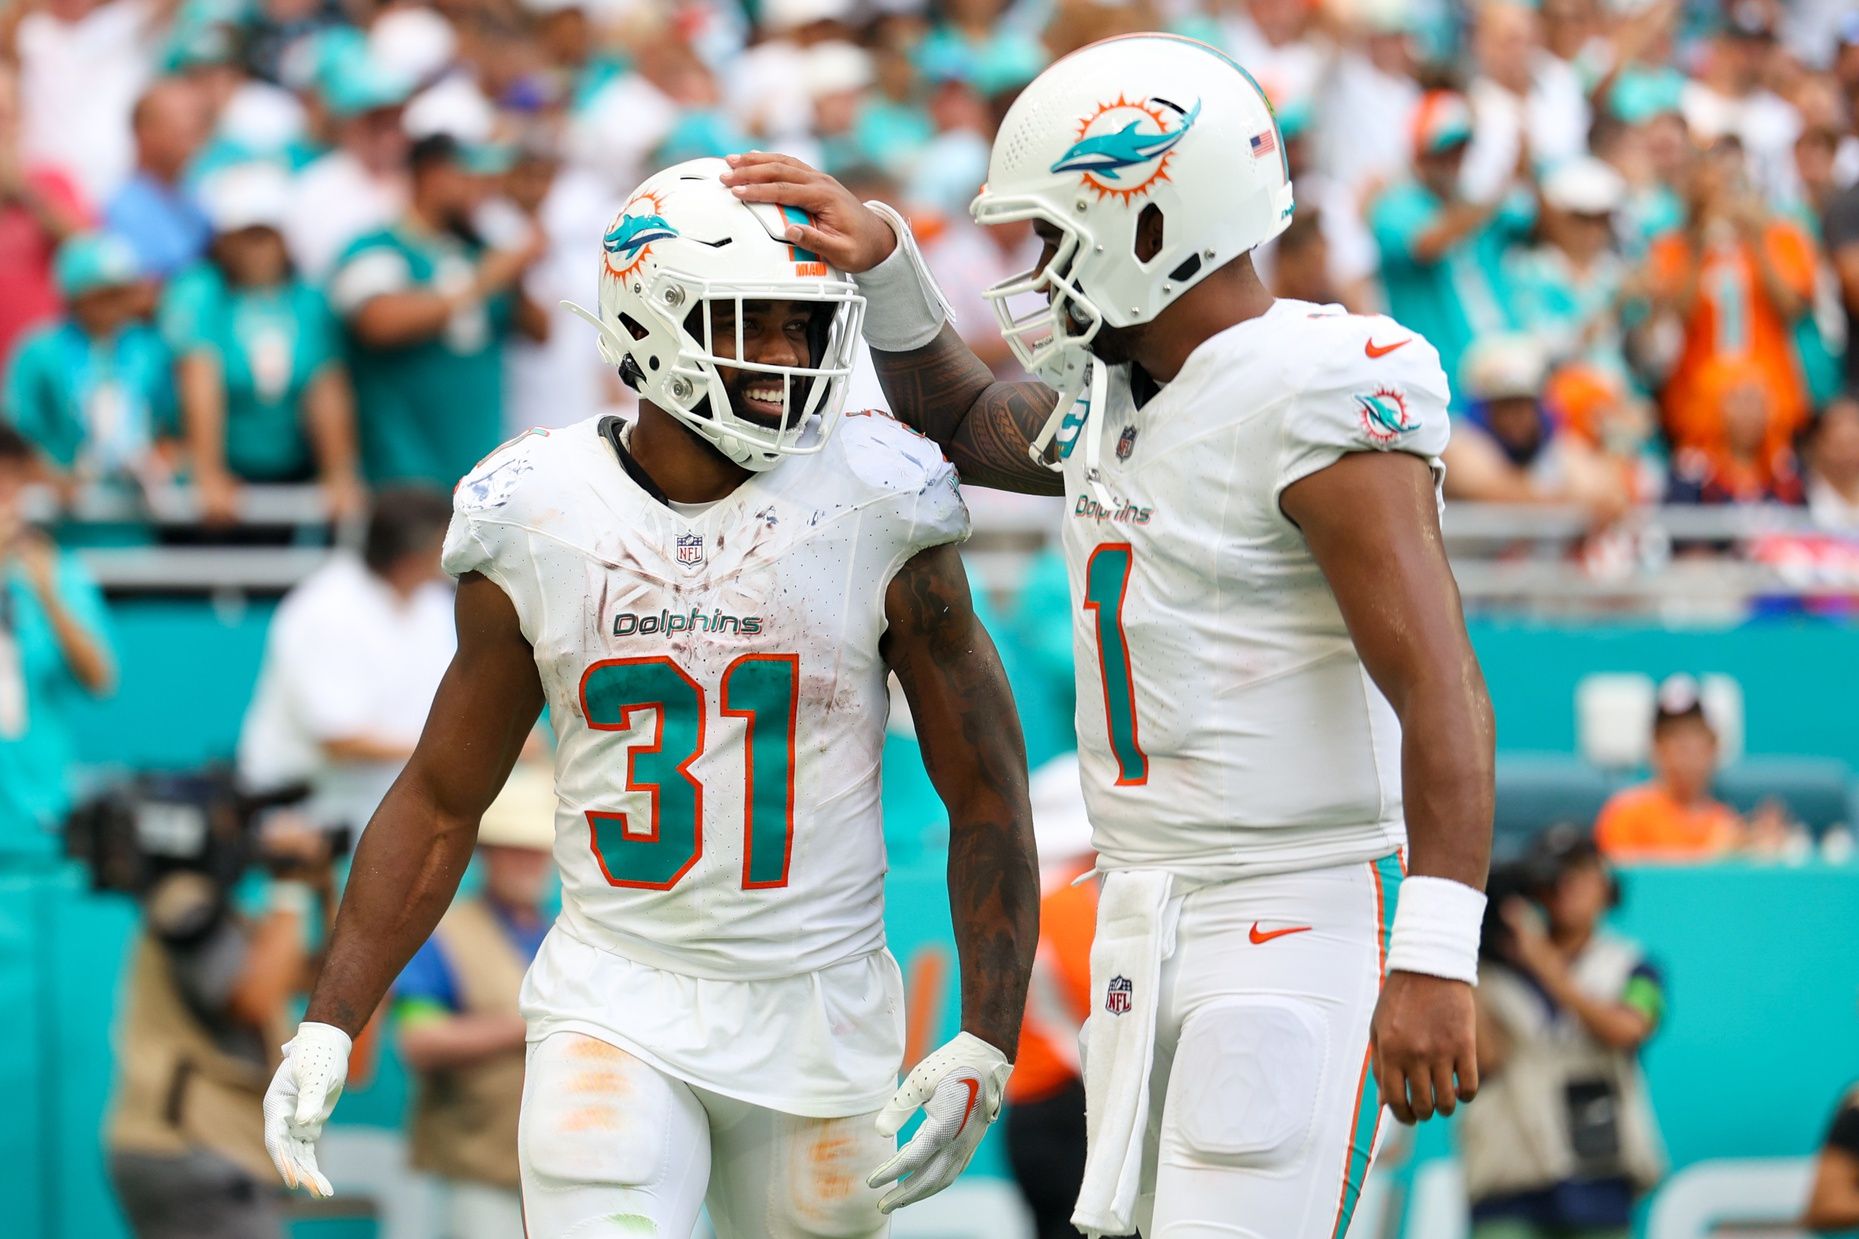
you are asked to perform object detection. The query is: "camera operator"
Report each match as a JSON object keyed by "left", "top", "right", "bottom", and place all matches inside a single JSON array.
[
  {"left": 1459, "top": 825, "right": 1667, "bottom": 1239},
  {"left": 105, "top": 816, "right": 336, "bottom": 1239}
]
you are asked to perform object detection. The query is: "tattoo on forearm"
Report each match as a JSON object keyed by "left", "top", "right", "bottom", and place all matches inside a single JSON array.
[
  {"left": 872, "top": 326, "right": 1065, "bottom": 496},
  {"left": 890, "top": 550, "right": 1040, "bottom": 1056}
]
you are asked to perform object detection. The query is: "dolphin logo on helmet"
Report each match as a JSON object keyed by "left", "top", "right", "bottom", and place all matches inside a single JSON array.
[
  {"left": 604, "top": 213, "right": 680, "bottom": 258},
  {"left": 1049, "top": 97, "right": 1201, "bottom": 180}
]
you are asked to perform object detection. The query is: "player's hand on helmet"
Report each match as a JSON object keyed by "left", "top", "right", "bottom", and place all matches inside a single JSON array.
[
  {"left": 721, "top": 152, "right": 898, "bottom": 274},
  {"left": 867, "top": 1032, "right": 1012, "bottom": 1214},
  {"left": 1369, "top": 971, "right": 1479, "bottom": 1125},
  {"left": 263, "top": 1021, "right": 352, "bottom": 1197}
]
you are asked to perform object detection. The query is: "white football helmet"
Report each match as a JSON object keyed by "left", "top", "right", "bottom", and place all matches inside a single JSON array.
[
  {"left": 972, "top": 34, "right": 1294, "bottom": 418},
  {"left": 566, "top": 157, "right": 865, "bottom": 471}
]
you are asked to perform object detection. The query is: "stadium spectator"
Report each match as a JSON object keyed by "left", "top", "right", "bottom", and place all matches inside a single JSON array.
[
  {"left": 1462, "top": 825, "right": 1666, "bottom": 1239},
  {"left": 1371, "top": 89, "right": 1536, "bottom": 397},
  {"left": 394, "top": 764, "right": 555, "bottom": 1239},
  {"left": 1803, "top": 1081, "right": 1859, "bottom": 1232},
  {"left": 104, "top": 76, "right": 212, "bottom": 279},
  {"left": 1665, "top": 358, "right": 1805, "bottom": 506},
  {"left": 1679, "top": 3, "right": 1800, "bottom": 201},
  {"left": 1644, "top": 137, "right": 1817, "bottom": 458},
  {"left": 236, "top": 487, "right": 456, "bottom": 835},
  {"left": 1441, "top": 335, "right": 1632, "bottom": 523},
  {"left": 0, "top": 424, "right": 114, "bottom": 849},
  {"left": 1594, "top": 677, "right": 1790, "bottom": 863},
  {"left": 3, "top": 0, "right": 174, "bottom": 202},
  {"left": 283, "top": 47, "right": 414, "bottom": 280},
  {"left": 1803, "top": 393, "right": 1859, "bottom": 530},
  {"left": 330, "top": 134, "right": 546, "bottom": 489},
  {"left": 107, "top": 818, "right": 334, "bottom": 1239},
  {"left": 3, "top": 232, "right": 172, "bottom": 490},
  {"left": 0, "top": 64, "right": 91, "bottom": 369},
  {"left": 1511, "top": 157, "right": 1632, "bottom": 373},
  {"left": 164, "top": 162, "right": 363, "bottom": 526},
  {"left": 1460, "top": 1, "right": 1589, "bottom": 202},
  {"left": 1824, "top": 157, "right": 1859, "bottom": 393}
]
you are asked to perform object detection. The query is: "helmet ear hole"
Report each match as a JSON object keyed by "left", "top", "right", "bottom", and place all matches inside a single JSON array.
[
  {"left": 1135, "top": 203, "right": 1165, "bottom": 264},
  {"left": 618, "top": 313, "right": 651, "bottom": 341}
]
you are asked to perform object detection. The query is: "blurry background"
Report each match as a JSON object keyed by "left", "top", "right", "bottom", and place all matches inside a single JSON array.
[{"left": 1, "top": 0, "right": 1859, "bottom": 1235}]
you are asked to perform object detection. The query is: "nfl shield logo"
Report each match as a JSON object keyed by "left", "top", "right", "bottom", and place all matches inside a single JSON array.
[
  {"left": 1105, "top": 975, "right": 1133, "bottom": 1016},
  {"left": 1116, "top": 425, "right": 1138, "bottom": 462},
  {"left": 676, "top": 531, "right": 704, "bottom": 567}
]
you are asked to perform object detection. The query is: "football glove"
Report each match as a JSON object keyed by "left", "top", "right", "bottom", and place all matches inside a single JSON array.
[
  {"left": 868, "top": 1032, "right": 1012, "bottom": 1214},
  {"left": 262, "top": 1021, "right": 351, "bottom": 1197}
]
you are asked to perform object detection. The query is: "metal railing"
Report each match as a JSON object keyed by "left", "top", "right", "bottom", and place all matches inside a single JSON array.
[{"left": 30, "top": 484, "right": 1859, "bottom": 610}]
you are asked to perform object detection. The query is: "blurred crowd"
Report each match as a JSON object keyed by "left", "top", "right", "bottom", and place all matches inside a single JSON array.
[{"left": 0, "top": 0, "right": 1853, "bottom": 544}]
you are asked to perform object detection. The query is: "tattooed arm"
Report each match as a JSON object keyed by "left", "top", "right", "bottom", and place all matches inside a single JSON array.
[
  {"left": 868, "top": 327, "right": 1065, "bottom": 496},
  {"left": 719, "top": 152, "right": 1065, "bottom": 497},
  {"left": 882, "top": 542, "right": 1039, "bottom": 1055},
  {"left": 304, "top": 573, "right": 545, "bottom": 1034}
]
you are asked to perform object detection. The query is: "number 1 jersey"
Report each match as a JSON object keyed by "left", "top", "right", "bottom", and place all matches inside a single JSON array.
[
  {"left": 1060, "top": 299, "right": 1453, "bottom": 881},
  {"left": 441, "top": 413, "right": 967, "bottom": 1112}
]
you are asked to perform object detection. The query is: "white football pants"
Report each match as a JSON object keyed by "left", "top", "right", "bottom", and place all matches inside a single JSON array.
[
  {"left": 1117, "top": 853, "right": 1405, "bottom": 1239},
  {"left": 518, "top": 1031, "right": 893, "bottom": 1238}
]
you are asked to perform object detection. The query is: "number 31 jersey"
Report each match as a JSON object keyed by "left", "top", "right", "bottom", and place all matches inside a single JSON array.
[
  {"left": 441, "top": 413, "right": 967, "bottom": 1111},
  {"left": 1060, "top": 299, "right": 1452, "bottom": 881}
]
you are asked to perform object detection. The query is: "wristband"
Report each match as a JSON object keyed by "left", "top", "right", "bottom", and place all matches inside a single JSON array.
[
  {"left": 853, "top": 200, "right": 953, "bottom": 352},
  {"left": 1385, "top": 876, "right": 1485, "bottom": 985}
]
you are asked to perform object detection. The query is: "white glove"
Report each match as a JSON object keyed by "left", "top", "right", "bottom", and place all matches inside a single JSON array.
[
  {"left": 262, "top": 1021, "right": 352, "bottom": 1197},
  {"left": 868, "top": 1032, "right": 1012, "bottom": 1214}
]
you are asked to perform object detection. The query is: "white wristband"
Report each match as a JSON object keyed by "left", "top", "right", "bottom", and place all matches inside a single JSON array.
[
  {"left": 1385, "top": 876, "right": 1486, "bottom": 985},
  {"left": 853, "top": 200, "right": 953, "bottom": 352}
]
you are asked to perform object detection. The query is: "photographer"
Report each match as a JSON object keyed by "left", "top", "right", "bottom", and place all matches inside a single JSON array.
[
  {"left": 105, "top": 816, "right": 335, "bottom": 1239},
  {"left": 1460, "top": 826, "right": 1667, "bottom": 1239}
]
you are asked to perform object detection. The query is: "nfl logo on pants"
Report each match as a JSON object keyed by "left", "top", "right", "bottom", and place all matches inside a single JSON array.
[
  {"left": 676, "top": 531, "right": 704, "bottom": 566},
  {"left": 1105, "top": 975, "right": 1133, "bottom": 1015}
]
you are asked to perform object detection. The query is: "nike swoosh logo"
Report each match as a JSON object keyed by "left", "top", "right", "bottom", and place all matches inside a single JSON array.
[
  {"left": 1249, "top": 922, "right": 1314, "bottom": 944},
  {"left": 1365, "top": 338, "right": 1411, "bottom": 359},
  {"left": 956, "top": 1078, "right": 980, "bottom": 1130}
]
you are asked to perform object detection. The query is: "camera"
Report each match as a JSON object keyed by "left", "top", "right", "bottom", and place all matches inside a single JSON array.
[{"left": 63, "top": 766, "right": 348, "bottom": 898}]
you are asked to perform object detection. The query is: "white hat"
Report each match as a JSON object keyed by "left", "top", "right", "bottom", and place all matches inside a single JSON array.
[
  {"left": 368, "top": 7, "right": 457, "bottom": 85},
  {"left": 1543, "top": 156, "right": 1627, "bottom": 215},
  {"left": 761, "top": 0, "right": 854, "bottom": 33},
  {"left": 804, "top": 41, "right": 873, "bottom": 98},
  {"left": 478, "top": 765, "right": 558, "bottom": 851},
  {"left": 1461, "top": 333, "right": 1548, "bottom": 402},
  {"left": 199, "top": 162, "right": 293, "bottom": 233}
]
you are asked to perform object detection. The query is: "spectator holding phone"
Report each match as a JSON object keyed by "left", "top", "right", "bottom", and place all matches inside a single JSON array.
[{"left": 1460, "top": 825, "right": 1666, "bottom": 1239}]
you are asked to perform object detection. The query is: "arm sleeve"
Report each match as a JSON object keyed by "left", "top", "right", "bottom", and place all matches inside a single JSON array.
[
  {"left": 1271, "top": 323, "right": 1454, "bottom": 509},
  {"left": 904, "top": 453, "right": 971, "bottom": 554},
  {"left": 327, "top": 244, "right": 415, "bottom": 318},
  {"left": 443, "top": 432, "right": 545, "bottom": 637}
]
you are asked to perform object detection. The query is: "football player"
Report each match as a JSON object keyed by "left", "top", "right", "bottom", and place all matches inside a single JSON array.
[
  {"left": 723, "top": 31, "right": 1496, "bottom": 1239},
  {"left": 260, "top": 158, "right": 1040, "bottom": 1237}
]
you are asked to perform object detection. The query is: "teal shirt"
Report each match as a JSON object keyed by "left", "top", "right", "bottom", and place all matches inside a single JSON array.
[
  {"left": 1509, "top": 247, "right": 1631, "bottom": 375},
  {"left": 332, "top": 225, "right": 514, "bottom": 489},
  {"left": 1370, "top": 181, "right": 1535, "bottom": 399},
  {"left": 3, "top": 320, "right": 174, "bottom": 477},
  {"left": 160, "top": 264, "right": 340, "bottom": 481},
  {"left": 0, "top": 551, "right": 113, "bottom": 847}
]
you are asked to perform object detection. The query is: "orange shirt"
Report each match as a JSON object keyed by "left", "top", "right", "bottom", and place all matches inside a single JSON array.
[
  {"left": 1594, "top": 782, "right": 1742, "bottom": 863},
  {"left": 1649, "top": 222, "right": 1816, "bottom": 456},
  {"left": 1008, "top": 877, "right": 1097, "bottom": 1104}
]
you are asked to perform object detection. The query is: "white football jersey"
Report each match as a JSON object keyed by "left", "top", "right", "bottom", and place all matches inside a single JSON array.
[
  {"left": 443, "top": 412, "right": 967, "bottom": 1112},
  {"left": 1059, "top": 299, "right": 1452, "bottom": 881}
]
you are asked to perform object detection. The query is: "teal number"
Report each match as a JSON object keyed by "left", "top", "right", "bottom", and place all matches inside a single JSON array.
[
  {"left": 721, "top": 655, "right": 799, "bottom": 888},
  {"left": 580, "top": 657, "right": 706, "bottom": 889},
  {"left": 1083, "top": 544, "right": 1148, "bottom": 785},
  {"left": 579, "top": 654, "right": 800, "bottom": 891}
]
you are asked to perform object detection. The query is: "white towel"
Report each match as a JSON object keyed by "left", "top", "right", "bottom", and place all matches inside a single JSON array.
[{"left": 1071, "top": 868, "right": 1174, "bottom": 1238}]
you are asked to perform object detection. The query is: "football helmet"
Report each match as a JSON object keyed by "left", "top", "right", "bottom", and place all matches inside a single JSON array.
[
  {"left": 567, "top": 157, "right": 865, "bottom": 471},
  {"left": 972, "top": 34, "right": 1294, "bottom": 430}
]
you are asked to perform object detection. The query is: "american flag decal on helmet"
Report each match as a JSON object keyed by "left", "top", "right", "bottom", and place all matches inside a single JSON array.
[{"left": 1249, "top": 130, "right": 1276, "bottom": 159}]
